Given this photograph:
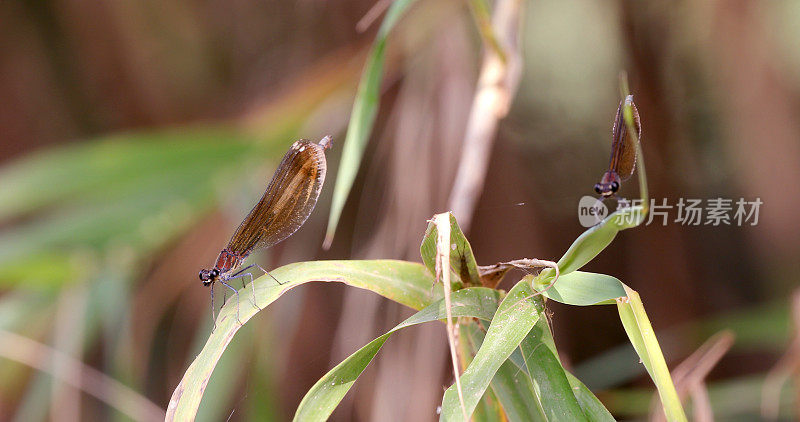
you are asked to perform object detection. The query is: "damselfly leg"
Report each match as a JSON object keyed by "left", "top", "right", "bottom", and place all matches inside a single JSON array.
[
  {"left": 210, "top": 283, "right": 216, "bottom": 331},
  {"left": 219, "top": 280, "right": 243, "bottom": 325}
]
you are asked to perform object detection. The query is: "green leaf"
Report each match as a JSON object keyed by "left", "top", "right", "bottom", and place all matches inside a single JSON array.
[
  {"left": 420, "top": 212, "right": 481, "bottom": 287},
  {"left": 564, "top": 373, "right": 616, "bottom": 422},
  {"left": 440, "top": 279, "right": 544, "bottom": 421},
  {"left": 471, "top": 388, "right": 506, "bottom": 422},
  {"left": 324, "top": 0, "right": 419, "bottom": 248},
  {"left": 546, "top": 206, "right": 646, "bottom": 279},
  {"left": 458, "top": 325, "right": 508, "bottom": 422},
  {"left": 617, "top": 286, "right": 686, "bottom": 422},
  {"left": 462, "top": 324, "right": 546, "bottom": 422},
  {"left": 502, "top": 300, "right": 615, "bottom": 421},
  {"left": 518, "top": 316, "right": 587, "bottom": 421},
  {"left": 492, "top": 360, "right": 547, "bottom": 421},
  {"left": 538, "top": 271, "right": 626, "bottom": 306},
  {"left": 294, "top": 287, "right": 502, "bottom": 422},
  {"left": 196, "top": 325, "right": 251, "bottom": 422},
  {"left": 167, "top": 259, "right": 443, "bottom": 422}
]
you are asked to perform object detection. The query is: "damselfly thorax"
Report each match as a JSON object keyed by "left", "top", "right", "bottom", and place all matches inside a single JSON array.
[{"left": 198, "top": 249, "right": 245, "bottom": 286}]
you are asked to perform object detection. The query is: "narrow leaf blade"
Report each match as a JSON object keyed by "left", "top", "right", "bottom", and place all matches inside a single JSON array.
[
  {"left": 324, "top": 0, "right": 419, "bottom": 247},
  {"left": 294, "top": 288, "right": 502, "bottom": 422},
  {"left": 440, "top": 279, "right": 543, "bottom": 421},
  {"left": 519, "top": 317, "right": 587, "bottom": 421},
  {"left": 167, "top": 259, "right": 439, "bottom": 421},
  {"left": 617, "top": 286, "right": 687, "bottom": 422}
]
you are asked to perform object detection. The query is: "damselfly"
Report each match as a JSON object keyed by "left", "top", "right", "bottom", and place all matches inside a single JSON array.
[
  {"left": 594, "top": 95, "right": 641, "bottom": 198},
  {"left": 199, "top": 136, "right": 332, "bottom": 326}
]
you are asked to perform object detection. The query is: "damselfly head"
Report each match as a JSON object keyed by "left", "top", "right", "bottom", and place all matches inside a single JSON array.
[
  {"left": 594, "top": 171, "right": 621, "bottom": 197},
  {"left": 199, "top": 268, "right": 220, "bottom": 286}
]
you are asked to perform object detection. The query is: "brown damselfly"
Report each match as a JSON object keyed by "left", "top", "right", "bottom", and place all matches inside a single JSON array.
[
  {"left": 594, "top": 95, "right": 641, "bottom": 198},
  {"left": 199, "top": 136, "right": 332, "bottom": 326}
]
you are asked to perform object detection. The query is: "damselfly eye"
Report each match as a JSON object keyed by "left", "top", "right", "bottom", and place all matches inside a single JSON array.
[
  {"left": 594, "top": 184, "right": 602, "bottom": 194},
  {"left": 611, "top": 181, "right": 619, "bottom": 192}
]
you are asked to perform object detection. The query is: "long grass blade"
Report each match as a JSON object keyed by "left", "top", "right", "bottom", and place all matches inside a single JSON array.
[
  {"left": 617, "top": 286, "right": 687, "bottom": 422},
  {"left": 167, "top": 259, "right": 440, "bottom": 421},
  {"left": 294, "top": 288, "right": 502, "bottom": 422},
  {"left": 323, "top": 0, "right": 419, "bottom": 248},
  {"left": 440, "top": 279, "right": 543, "bottom": 421}
]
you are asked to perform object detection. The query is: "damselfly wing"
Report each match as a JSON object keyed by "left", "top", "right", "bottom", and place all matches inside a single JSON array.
[
  {"left": 594, "top": 95, "right": 641, "bottom": 198},
  {"left": 199, "top": 136, "right": 332, "bottom": 325}
]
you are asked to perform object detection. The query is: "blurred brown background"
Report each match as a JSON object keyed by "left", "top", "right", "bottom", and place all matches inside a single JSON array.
[{"left": 1, "top": 0, "right": 799, "bottom": 420}]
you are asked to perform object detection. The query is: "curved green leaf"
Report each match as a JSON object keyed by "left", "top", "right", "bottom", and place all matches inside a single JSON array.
[
  {"left": 519, "top": 316, "right": 586, "bottom": 421},
  {"left": 294, "top": 287, "right": 502, "bottom": 422},
  {"left": 617, "top": 286, "right": 686, "bottom": 422},
  {"left": 462, "top": 324, "right": 546, "bottom": 422},
  {"left": 167, "top": 259, "right": 444, "bottom": 421},
  {"left": 492, "top": 360, "right": 547, "bottom": 421},
  {"left": 549, "top": 206, "right": 646, "bottom": 278},
  {"left": 538, "top": 271, "right": 626, "bottom": 306},
  {"left": 503, "top": 304, "right": 615, "bottom": 421},
  {"left": 565, "top": 373, "right": 616, "bottom": 422},
  {"left": 458, "top": 325, "right": 509, "bottom": 422},
  {"left": 440, "top": 279, "right": 544, "bottom": 421},
  {"left": 324, "top": 0, "right": 419, "bottom": 247}
]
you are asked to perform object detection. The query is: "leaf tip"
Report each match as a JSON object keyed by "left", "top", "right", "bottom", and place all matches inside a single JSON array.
[{"left": 322, "top": 233, "right": 334, "bottom": 250}]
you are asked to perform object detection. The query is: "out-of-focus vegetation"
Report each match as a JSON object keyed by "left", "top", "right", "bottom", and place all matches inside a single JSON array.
[{"left": 1, "top": 0, "right": 800, "bottom": 420}]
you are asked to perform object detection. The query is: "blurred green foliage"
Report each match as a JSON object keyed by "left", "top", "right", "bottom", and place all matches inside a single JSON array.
[{"left": 2, "top": 0, "right": 800, "bottom": 420}]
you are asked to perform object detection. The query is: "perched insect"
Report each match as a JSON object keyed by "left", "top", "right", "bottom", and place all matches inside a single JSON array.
[
  {"left": 200, "top": 136, "right": 332, "bottom": 325},
  {"left": 594, "top": 95, "right": 641, "bottom": 198}
]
